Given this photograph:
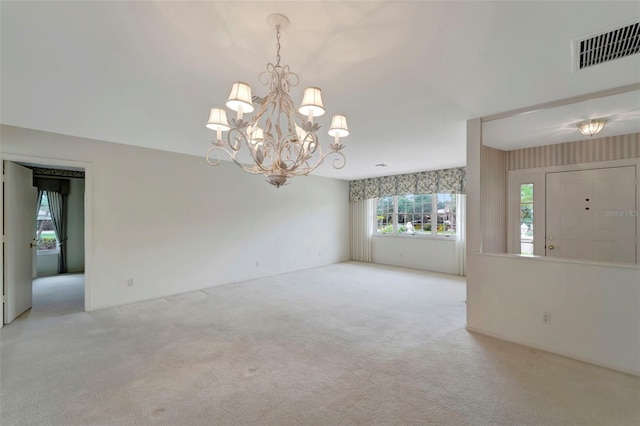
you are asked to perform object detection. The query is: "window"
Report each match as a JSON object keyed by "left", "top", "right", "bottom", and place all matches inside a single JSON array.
[
  {"left": 36, "top": 191, "right": 58, "bottom": 252},
  {"left": 376, "top": 196, "right": 395, "bottom": 234},
  {"left": 520, "top": 183, "right": 534, "bottom": 255},
  {"left": 376, "top": 193, "right": 458, "bottom": 237}
]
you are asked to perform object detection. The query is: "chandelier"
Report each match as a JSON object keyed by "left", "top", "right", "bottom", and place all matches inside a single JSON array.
[
  {"left": 205, "top": 14, "right": 349, "bottom": 188},
  {"left": 577, "top": 118, "right": 607, "bottom": 137}
]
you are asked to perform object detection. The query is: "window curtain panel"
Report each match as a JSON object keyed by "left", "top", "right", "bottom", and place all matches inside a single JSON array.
[
  {"left": 349, "top": 167, "right": 466, "bottom": 202},
  {"left": 350, "top": 198, "right": 375, "bottom": 262},
  {"left": 455, "top": 194, "right": 466, "bottom": 276},
  {"left": 47, "top": 191, "right": 68, "bottom": 273}
]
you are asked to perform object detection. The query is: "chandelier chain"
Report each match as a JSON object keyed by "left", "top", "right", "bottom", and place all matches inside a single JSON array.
[{"left": 275, "top": 25, "right": 281, "bottom": 66}]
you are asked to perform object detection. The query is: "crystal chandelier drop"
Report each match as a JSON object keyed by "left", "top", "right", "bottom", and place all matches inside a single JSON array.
[{"left": 205, "top": 14, "right": 349, "bottom": 188}]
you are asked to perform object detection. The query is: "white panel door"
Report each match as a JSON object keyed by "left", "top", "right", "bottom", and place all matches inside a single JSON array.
[
  {"left": 3, "top": 161, "right": 37, "bottom": 324},
  {"left": 546, "top": 166, "right": 636, "bottom": 263}
]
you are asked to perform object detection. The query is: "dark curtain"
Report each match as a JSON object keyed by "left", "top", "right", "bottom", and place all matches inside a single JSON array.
[
  {"left": 36, "top": 189, "right": 44, "bottom": 221},
  {"left": 47, "top": 191, "right": 68, "bottom": 273},
  {"left": 33, "top": 178, "right": 70, "bottom": 195},
  {"left": 35, "top": 189, "right": 44, "bottom": 242}
]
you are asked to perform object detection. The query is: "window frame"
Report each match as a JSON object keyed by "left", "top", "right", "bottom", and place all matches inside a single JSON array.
[{"left": 374, "top": 193, "right": 459, "bottom": 240}]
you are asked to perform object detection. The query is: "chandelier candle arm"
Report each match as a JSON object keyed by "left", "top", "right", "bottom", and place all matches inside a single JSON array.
[{"left": 205, "top": 13, "right": 349, "bottom": 188}]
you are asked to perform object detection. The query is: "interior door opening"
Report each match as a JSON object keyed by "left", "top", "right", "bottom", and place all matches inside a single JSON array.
[{"left": 2, "top": 160, "right": 87, "bottom": 325}]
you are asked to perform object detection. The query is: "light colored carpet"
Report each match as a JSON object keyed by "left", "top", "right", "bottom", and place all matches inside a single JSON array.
[
  {"left": 1, "top": 262, "right": 638, "bottom": 425},
  {"left": 24, "top": 273, "right": 85, "bottom": 320}
]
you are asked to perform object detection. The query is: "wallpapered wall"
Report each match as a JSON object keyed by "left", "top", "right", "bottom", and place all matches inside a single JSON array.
[
  {"left": 480, "top": 146, "right": 507, "bottom": 254},
  {"left": 507, "top": 132, "right": 639, "bottom": 170}
]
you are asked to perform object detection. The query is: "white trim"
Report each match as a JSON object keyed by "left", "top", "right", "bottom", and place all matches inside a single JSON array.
[{"left": 0, "top": 153, "right": 94, "bottom": 312}]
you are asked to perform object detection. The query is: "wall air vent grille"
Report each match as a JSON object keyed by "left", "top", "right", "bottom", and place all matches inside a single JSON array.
[{"left": 578, "top": 22, "right": 639, "bottom": 69}]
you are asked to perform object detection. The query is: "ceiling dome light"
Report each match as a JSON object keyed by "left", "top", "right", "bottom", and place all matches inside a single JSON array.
[{"left": 577, "top": 118, "right": 607, "bottom": 137}]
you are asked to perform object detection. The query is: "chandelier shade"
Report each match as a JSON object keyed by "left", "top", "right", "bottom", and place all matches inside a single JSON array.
[
  {"left": 329, "top": 114, "right": 350, "bottom": 138},
  {"left": 248, "top": 126, "right": 264, "bottom": 145},
  {"left": 206, "top": 108, "right": 230, "bottom": 131},
  {"left": 205, "top": 13, "right": 349, "bottom": 188},
  {"left": 577, "top": 118, "right": 607, "bottom": 137},
  {"left": 226, "top": 82, "right": 254, "bottom": 114},
  {"left": 299, "top": 87, "right": 326, "bottom": 118}
]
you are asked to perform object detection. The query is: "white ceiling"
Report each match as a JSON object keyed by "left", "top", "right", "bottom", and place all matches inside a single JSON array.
[
  {"left": 483, "top": 88, "right": 640, "bottom": 150},
  {"left": 1, "top": 1, "right": 639, "bottom": 180}
]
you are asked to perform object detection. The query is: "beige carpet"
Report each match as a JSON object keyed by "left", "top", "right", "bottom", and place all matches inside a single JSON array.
[{"left": 1, "top": 262, "right": 638, "bottom": 425}]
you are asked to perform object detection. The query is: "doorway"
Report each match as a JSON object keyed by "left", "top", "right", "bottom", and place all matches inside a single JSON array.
[{"left": 1, "top": 155, "right": 93, "bottom": 327}]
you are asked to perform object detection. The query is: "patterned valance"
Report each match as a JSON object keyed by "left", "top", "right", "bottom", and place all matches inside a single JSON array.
[{"left": 349, "top": 167, "right": 466, "bottom": 202}]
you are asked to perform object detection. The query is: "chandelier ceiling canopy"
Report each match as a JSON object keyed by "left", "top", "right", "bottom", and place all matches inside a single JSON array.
[{"left": 205, "top": 14, "right": 349, "bottom": 188}]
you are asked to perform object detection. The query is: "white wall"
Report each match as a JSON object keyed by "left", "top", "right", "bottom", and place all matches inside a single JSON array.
[
  {"left": 1, "top": 125, "right": 350, "bottom": 310},
  {"left": 36, "top": 252, "right": 58, "bottom": 277},
  {"left": 466, "top": 119, "right": 640, "bottom": 376},
  {"left": 372, "top": 237, "right": 456, "bottom": 274},
  {"left": 467, "top": 254, "right": 640, "bottom": 375}
]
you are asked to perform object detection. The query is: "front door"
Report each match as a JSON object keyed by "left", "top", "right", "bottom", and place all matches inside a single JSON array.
[
  {"left": 545, "top": 166, "right": 636, "bottom": 263},
  {"left": 3, "top": 161, "right": 37, "bottom": 324}
]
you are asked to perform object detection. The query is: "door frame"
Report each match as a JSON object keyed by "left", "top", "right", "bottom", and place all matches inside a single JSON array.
[
  {"left": 1, "top": 153, "right": 93, "bottom": 328},
  {"left": 507, "top": 158, "right": 639, "bottom": 263}
]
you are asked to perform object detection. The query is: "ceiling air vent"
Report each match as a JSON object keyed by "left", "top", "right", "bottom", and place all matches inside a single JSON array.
[{"left": 577, "top": 22, "right": 639, "bottom": 69}]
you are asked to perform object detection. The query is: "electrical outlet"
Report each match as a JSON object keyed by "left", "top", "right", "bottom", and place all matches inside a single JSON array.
[
  {"left": 127, "top": 278, "right": 134, "bottom": 287},
  {"left": 542, "top": 311, "right": 551, "bottom": 325}
]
